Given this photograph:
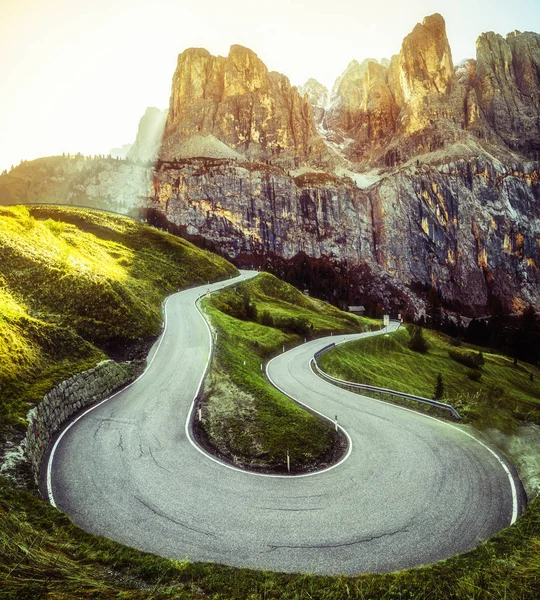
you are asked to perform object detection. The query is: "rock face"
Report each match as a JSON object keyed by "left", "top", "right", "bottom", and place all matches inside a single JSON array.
[
  {"left": 297, "top": 78, "right": 328, "bottom": 125},
  {"left": 324, "top": 59, "right": 399, "bottom": 159},
  {"left": 474, "top": 31, "right": 540, "bottom": 158},
  {"left": 394, "top": 13, "right": 454, "bottom": 130},
  {"left": 127, "top": 107, "right": 168, "bottom": 162},
  {"left": 160, "top": 45, "right": 330, "bottom": 168},
  {"left": 298, "top": 78, "right": 328, "bottom": 108},
  {"left": 149, "top": 156, "right": 540, "bottom": 312}
]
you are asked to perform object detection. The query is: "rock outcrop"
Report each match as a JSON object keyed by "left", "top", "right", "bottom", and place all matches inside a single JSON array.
[
  {"left": 127, "top": 107, "right": 168, "bottom": 163},
  {"left": 160, "top": 45, "right": 330, "bottom": 168},
  {"left": 297, "top": 78, "right": 328, "bottom": 125}
]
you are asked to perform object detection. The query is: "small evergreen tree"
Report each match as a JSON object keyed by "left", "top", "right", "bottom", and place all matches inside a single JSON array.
[{"left": 433, "top": 373, "right": 445, "bottom": 400}]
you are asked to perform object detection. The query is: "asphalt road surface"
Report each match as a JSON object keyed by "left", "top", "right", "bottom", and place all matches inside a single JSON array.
[{"left": 44, "top": 271, "right": 523, "bottom": 575}]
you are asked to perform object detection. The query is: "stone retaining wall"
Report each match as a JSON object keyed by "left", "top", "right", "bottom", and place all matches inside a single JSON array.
[{"left": 25, "top": 360, "right": 138, "bottom": 483}]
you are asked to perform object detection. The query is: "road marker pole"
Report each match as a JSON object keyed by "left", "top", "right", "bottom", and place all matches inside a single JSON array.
[
  {"left": 334, "top": 415, "right": 338, "bottom": 431},
  {"left": 287, "top": 449, "right": 290, "bottom": 473},
  {"left": 198, "top": 408, "right": 202, "bottom": 422},
  {"left": 282, "top": 344, "right": 285, "bottom": 353}
]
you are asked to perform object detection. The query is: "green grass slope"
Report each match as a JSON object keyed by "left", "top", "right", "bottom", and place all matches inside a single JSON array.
[
  {"left": 200, "top": 273, "right": 378, "bottom": 472},
  {"left": 318, "top": 326, "right": 540, "bottom": 431},
  {"left": 0, "top": 205, "right": 237, "bottom": 430}
]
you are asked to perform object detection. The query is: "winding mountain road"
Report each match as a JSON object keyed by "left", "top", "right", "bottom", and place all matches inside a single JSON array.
[{"left": 44, "top": 271, "right": 523, "bottom": 575}]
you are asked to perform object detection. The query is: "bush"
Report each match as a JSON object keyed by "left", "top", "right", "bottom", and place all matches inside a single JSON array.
[
  {"left": 467, "top": 369, "right": 483, "bottom": 382},
  {"left": 449, "top": 348, "right": 485, "bottom": 369},
  {"left": 258, "top": 310, "right": 274, "bottom": 327},
  {"left": 408, "top": 326, "right": 429, "bottom": 353},
  {"left": 276, "top": 315, "right": 310, "bottom": 335}
]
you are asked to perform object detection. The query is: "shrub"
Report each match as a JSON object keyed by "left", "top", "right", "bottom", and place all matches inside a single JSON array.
[
  {"left": 408, "top": 326, "right": 429, "bottom": 353},
  {"left": 448, "top": 348, "right": 485, "bottom": 369},
  {"left": 467, "top": 369, "right": 482, "bottom": 382},
  {"left": 276, "top": 316, "right": 310, "bottom": 335},
  {"left": 258, "top": 310, "right": 274, "bottom": 327},
  {"left": 44, "top": 219, "right": 66, "bottom": 236}
]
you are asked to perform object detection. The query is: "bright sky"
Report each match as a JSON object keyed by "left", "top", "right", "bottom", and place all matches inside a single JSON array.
[{"left": 1, "top": 0, "right": 539, "bottom": 172}]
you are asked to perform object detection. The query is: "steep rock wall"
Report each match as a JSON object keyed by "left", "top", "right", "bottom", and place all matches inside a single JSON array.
[{"left": 150, "top": 158, "right": 540, "bottom": 312}]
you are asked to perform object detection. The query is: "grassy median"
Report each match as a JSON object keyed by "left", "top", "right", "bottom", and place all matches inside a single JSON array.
[{"left": 199, "top": 273, "right": 377, "bottom": 472}]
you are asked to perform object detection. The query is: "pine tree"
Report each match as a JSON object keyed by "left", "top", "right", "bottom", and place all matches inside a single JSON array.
[{"left": 433, "top": 373, "right": 445, "bottom": 400}]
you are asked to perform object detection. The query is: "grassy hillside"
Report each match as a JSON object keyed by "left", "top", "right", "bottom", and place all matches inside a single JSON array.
[
  {"left": 1, "top": 476, "right": 539, "bottom": 599},
  {"left": 1, "top": 216, "right": 539, "bottom": 598},
  {"left": 318, "top": 326, "right": 540, "bottom": 431},
  {"left": 200, "top": 273, "right": 378, "bottom": 472},
  {"left": 0, "top": 205, "right": 237, "bottom": 430}
]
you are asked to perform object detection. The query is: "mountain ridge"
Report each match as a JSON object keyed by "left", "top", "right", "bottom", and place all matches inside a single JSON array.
[{"left": 2, "top": 13, "right": 539, "bottom": 315}]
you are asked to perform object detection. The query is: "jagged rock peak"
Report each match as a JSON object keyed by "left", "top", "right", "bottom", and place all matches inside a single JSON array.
[
  {"left": 297, "top": 78, "right": 328, "bottom": 108},
  {"left": 474, "top": 29, "right": 540, "bottom": 156},
  {"left": 398, "top": 13, "right": 454, "bottom": 102},
  {"left": 160, "top": 44, "right": 330, "bottom": 168},
  {"left": 329, "top": 58, "right": 381, "bottom": 108}
]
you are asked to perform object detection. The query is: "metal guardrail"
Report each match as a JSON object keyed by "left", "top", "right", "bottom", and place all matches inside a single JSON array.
[
  {"left": 313, "top": 343, "right": 335, "bottom": 360},
  {"left": 312, "top": 343, "right": 462, "bottom": 420}
]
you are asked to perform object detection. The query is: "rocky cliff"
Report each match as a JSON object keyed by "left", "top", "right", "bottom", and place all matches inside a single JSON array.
[{"left": 149, "top": 153, "right": 540, "bottom": 312}]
